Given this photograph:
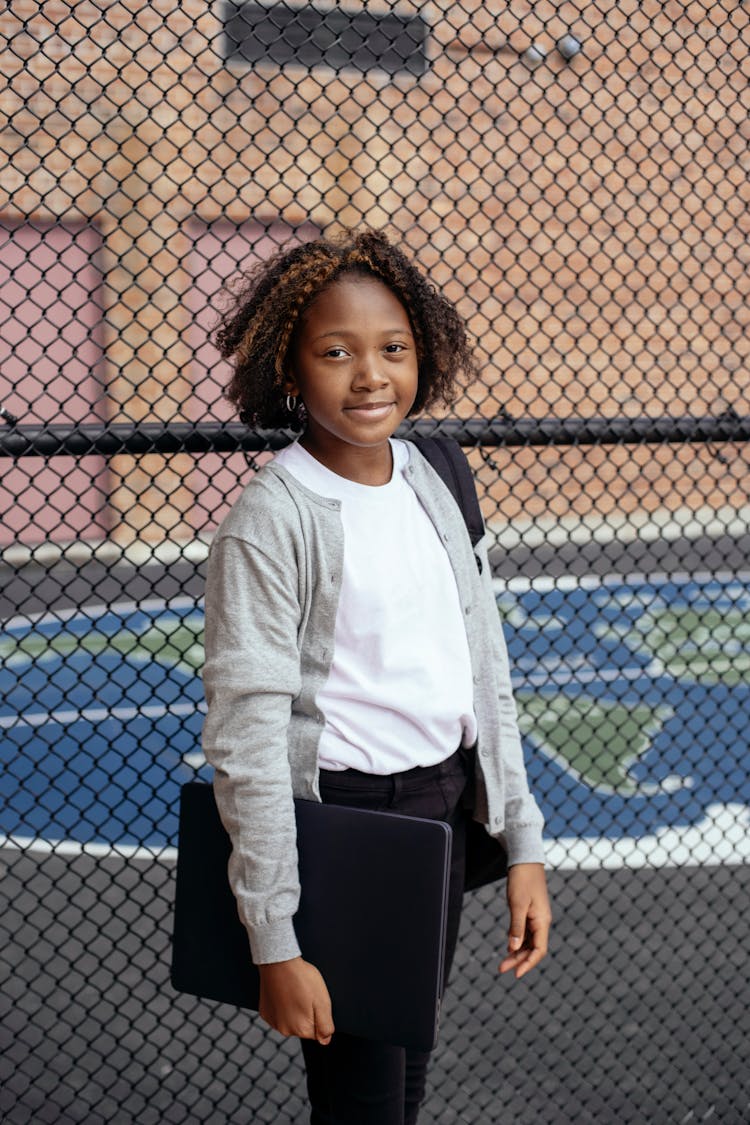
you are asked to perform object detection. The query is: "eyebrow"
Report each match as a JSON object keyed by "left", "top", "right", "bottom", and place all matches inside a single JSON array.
[{"left": 313, "top": 328, "right": 413, "bottom": 341}]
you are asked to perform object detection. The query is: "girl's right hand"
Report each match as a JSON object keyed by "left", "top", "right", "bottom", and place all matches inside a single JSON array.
[{"left": 258, "top": 957, "right": 335, "bottom": 1045}]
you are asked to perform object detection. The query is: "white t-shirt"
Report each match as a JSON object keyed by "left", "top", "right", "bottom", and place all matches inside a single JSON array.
[{"left": 273, "top": 439, "right": 478, "bottom": 774}]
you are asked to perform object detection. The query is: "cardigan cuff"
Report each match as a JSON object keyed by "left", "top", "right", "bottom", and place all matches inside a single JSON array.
[
  {"left": 503, "top": 822, "right": 547, "bottom": 868},
  {"left": 248, "top": 917, "right": 302, "bottom": 966}
]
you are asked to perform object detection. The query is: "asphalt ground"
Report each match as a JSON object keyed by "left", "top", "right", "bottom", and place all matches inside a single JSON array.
[{"left": 1, "top": 848, "right": 748, "bottom": 1124}]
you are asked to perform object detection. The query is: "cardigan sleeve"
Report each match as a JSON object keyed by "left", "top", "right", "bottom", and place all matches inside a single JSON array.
[{"left": 201, "top": 532, "right": 304, "bottom": 964}]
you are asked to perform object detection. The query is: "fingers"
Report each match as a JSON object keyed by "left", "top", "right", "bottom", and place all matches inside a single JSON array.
[
  {"left": 498, "top": 931, "right": 548, "bottom": 978},
  {"left": 314, "top": 993, "right": 335, "bottom": 1045}
]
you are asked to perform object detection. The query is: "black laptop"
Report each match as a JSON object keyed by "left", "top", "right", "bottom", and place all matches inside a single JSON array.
[{"left": 171, "top": 782, "right": 453, "bottom": 1051}]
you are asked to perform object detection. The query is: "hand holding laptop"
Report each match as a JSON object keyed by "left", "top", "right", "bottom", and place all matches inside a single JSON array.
[
  {"left": 258, "top": 957, "right": 335, "bottom": 1045},
  {"left": 171, "top": 783, "right": 452, "bottom": 1051}
]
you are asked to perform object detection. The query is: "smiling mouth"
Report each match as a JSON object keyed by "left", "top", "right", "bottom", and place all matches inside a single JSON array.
[{"left": 344, "top": 402, "right": 394, "bottom": 411}]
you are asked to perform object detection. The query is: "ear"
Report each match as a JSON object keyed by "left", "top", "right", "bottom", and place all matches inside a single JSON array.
[{"left": 282, "top": 371, "right": 299, "bottom": 397}]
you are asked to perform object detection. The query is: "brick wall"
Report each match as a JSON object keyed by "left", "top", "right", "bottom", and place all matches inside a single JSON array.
[{"left": 1, "top": 0, "right": 748, "bottom": 545}]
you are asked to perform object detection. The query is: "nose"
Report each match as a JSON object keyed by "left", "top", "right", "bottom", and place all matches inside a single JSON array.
[{"left": 351, "top": 352, "right": 388, "bottom": 391}]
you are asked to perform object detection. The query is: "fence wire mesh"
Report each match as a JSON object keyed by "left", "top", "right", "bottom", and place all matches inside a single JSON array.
[{"left": 1, "top": 1, "right": 749, "bottom": 1122}]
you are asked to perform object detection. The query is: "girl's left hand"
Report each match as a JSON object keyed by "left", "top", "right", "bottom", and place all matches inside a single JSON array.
[{"left": 498, "top": 862, "right": 552, "bottom": 980}]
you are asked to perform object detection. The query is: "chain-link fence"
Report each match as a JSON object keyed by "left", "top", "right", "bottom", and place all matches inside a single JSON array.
[{"left": 1, "top": 1, "right": 749, "bottom": 1122}]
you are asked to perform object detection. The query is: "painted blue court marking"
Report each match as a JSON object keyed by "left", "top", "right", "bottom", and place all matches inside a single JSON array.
[
  {"left": 500, "top": 574, "right": 750, "bottom": 866},
  {"left": 1, "top": 599, "right": 209, "bottom": 854},
  {"left": 1, "top": 578, "right": 749, "bottom": 865}
]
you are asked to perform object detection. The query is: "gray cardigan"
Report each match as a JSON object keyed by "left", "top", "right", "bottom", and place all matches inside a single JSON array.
[{"left": 201, "top": 445, "right": 545, "bottom": 964}]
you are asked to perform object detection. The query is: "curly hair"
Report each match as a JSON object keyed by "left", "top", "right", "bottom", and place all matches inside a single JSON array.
[{"left": 214, "top": 228, "right": 479, "bottom": 429}]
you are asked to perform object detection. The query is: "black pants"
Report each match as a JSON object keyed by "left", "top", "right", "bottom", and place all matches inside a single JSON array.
[{"left": 301, "top": 748, "right": 471, "bottom": 1125}]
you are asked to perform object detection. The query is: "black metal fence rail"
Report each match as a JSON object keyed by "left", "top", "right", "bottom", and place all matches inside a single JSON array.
[{"left": 2, "top": 412, "right": 749, "bottom": 456}]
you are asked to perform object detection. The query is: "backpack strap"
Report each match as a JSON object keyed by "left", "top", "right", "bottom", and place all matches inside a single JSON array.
[{"left": 409, "top": 435, "right": 485, "bottom": 555}]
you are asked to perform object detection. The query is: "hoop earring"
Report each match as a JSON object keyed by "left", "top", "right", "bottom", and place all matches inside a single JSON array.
[{"left": 285, "top": 393, "right": 297, "bottom": 414}]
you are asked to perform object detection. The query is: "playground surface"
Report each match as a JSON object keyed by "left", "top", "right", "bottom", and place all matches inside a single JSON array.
[
  {"left": 2, "top": 571, "right": 749, "bottom": 866},
  {"left": 2, "top": 567, "right": 749, "bottom": 1123}
]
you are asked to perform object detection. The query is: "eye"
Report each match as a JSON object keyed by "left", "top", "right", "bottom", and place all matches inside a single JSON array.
[
  {"left": 384, "top": 342, "right": 407, "bottom": 354},
  {"left": 324, "top": 346, "right": 349, "bottom": 359}
]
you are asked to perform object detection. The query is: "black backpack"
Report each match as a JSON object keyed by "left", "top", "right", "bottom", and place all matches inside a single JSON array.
[{"left": 408, "top": 435, "right": 485, "bottom": 572}]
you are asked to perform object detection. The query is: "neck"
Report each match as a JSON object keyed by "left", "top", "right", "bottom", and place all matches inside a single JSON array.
[{"left": 299, "top": 436, "right": 394, "bottom": 485}]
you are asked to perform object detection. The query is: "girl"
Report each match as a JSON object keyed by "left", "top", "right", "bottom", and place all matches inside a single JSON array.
[{"left": 202, "top": 229, "right": 551, "bottom": 1125}]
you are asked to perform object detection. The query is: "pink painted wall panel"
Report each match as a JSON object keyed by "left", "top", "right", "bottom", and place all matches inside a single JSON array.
[
  {"left": 2, "top": 459, "right": 110, "bottom": 544},
  {"left": 0, "top": 222, "right": 110, "bottom": 545}
]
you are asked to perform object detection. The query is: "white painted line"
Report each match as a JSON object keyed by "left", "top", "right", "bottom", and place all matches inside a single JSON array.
[
  {"left": 0, "top": 834, "right": 178, "bottom": 862},
  {"left": 4, "top": 803, "right": 748, "bottom": 869},
  {"left": 493, "top": 570, "right": 750, "bottom": 595},
  {"left": 181, "top": 751, "right": 206, "bottom": 769},
  {"left": 513, "top": 665, "right": 650, "bottom": 689},
  {"left": 1, "top": 534, "right": 212, "bottom": 572},
  {"left": 543, "top": 804, "right": 750, "bottom": 869},
  {"left": 486, "top": 503, "right": 750, "bottom": 553},
  {"left": 3, "top": 595, "right": 202, "bottom": 633},
  {"left": 0, "top": 700, "right": 206, "bottom": 730}
]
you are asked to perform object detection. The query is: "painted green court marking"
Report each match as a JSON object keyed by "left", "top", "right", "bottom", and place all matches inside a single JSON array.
[
  {"left": 619, "top": 604, "right": 750, "bottom": 686},
  {"left": 0, "top": 614, "right": 205, "bottom": 678},
  {"left": 515, "top": 692, "right": 673, "bottom": 795}
]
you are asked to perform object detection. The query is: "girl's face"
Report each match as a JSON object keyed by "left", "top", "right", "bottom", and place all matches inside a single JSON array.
[{"left": 285, "top": 273, "right": 419, "bottom": 484}]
